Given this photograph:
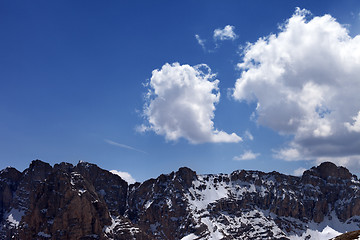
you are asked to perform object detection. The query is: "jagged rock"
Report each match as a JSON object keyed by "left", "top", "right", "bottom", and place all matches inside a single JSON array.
[
  {"left": 303, "top": 161, "right": 352, "bottom": 181},
  {"left": 74, "top": 161, "right": 128, "bottom": 216},
  {"left": 175, "top": 167, "right": 197, "bottom": 187},
  {"left": 0, "top": 167, "right": 21, "bottom": 219},
  {"left": 127, "top": 168, "right": 198, "bottom": 239},
  {"left": 1, "top": 160, "right": 360, "bottom": 240},
  {"left": 0, "top": 160, "right": 151, "bottom": 240},
  {"left": 19, "top": 167, "right": 112, "bottom": 240}
]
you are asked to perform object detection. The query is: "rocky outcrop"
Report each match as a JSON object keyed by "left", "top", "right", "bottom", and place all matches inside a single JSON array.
[
  {"left": 0, "top": 160, "right": 152, "bottom": 240},
  {"left": 1, "top": 160, "right": 360, "bottom": 239},
  {"left": 0, "top": 167, "right": 21, "bottom": 220},
  {"left": 74, "top": 161, "right": 128, "bottom": 216},
  {"left": 127, "top": 168, "right": 198, "bottom": 239},
  {"left": 306, "top": 161, "right": 353, "bottom": 180},
  {"left": 19, "top": 164, "right": 112, "bottom": 240}
]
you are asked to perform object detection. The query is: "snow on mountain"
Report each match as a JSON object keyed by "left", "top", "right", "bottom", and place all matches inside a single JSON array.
[{"left": 1, "top": 160, "right": 360, "bottom": 239}]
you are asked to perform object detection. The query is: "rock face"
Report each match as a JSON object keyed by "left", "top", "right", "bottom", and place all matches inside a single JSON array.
[
  {"left": 0, "top": 160, "right": 151, "bottom": 240},
  {"left": 1, "top": 160, "right": 360, "bottom": 239}
]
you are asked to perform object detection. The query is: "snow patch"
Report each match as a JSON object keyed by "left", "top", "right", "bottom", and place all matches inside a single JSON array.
[
  {"left": 287, "top": 212, "right": 360, "bottom": 239},
  {"left": 5, "top": 208, "right": 24, "bottom": 227},
  {"left": 187, "top": 175, "right": 229, "bottom": 210},
  {"left": 201, "top": 217, "right": 224, "bottom": 239},
  {"left": 289, "top": 226, "right": 341, "bottom": 240},
  {"left": 78, "top": 189, "right": 87, "bottom": 196},
  {"left": 144, "top": 200, "right": 153, "bottom": 209},
  {"left": 181, "top": 233, "right": 199, "bottom": 240},
  {"left": 166, "top": 197, "right": 172, "bottom": 208},
  {"left": 104, "top": 215, "right": 141, "bottom": 238}
]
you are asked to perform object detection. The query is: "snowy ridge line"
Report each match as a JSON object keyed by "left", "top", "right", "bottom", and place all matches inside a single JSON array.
[{"left": 1, "top": 160, "right": 360, "bottom": 239}]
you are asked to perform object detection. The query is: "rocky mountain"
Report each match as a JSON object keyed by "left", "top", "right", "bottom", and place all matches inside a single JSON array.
[{"left": 1, "top": 160, "right": 360, "bottom": 239}]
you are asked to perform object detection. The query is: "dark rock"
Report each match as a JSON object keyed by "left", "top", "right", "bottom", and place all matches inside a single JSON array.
[
  {"left": 175, "top": 167, "right": 197, "bottom": 187},
  {"left": 303, "top": 161, "right": 352, "bottom": 180},
  {"left": 1, "top": 160, "right": 360, "bottom": 239}
]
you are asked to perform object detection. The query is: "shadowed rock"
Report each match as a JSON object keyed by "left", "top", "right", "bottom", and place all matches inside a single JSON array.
[{"left": 1, "top": 160, "right": 360, "bottom": 239}]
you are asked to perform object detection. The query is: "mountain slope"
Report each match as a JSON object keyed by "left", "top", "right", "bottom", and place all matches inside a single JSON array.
[
  {"left": 331, "top": 230, "right": 360, "bottom": 240},
  {"left": 1, "top": 160, "right": 360, "bottom": 239}
]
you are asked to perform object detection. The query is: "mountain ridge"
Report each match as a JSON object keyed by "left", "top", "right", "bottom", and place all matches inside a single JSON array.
[{"left": 1, "top": 160, "right": 360, "bottom": 239}]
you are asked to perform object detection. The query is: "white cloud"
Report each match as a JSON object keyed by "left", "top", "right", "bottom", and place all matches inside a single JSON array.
[
  {"left": 292, "top": 167, "right": 307, "bottom": 176},
  {"left": 274, "top": 147, "right": 302, "bottom": 161},
  {"left": 141, "top": 62, "right": 242, "bottom": 144},
  {"left": 214, "top": 25, "right": 237, "bottom": 41},
  {"left": 244, "top": 130, "right": 254, "bottom": 141},
  {"left": 110, "top": 170, "right": 136, "bottom": 184},
  {"left": 345, "top": 111, "right": 360, "bottom": 133},
  {"left": 233, "top": 150, "right": 260, "bottom": 161},
  {"left": 105, "top": 139, "right": 147, "bottom": 154},
  {"left": 233, "top": 8, "right": 360, "bottom": 169},
  {"left": 315, "top": 155, "right": 360, "bottom": 170},
  {"left": 195, "top": 34, "right": 206, "bottom": 50}
]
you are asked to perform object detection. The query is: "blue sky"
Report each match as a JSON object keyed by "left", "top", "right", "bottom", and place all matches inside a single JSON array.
[{"left": 1, "top": 0, "right": 360, "bottom": 182}]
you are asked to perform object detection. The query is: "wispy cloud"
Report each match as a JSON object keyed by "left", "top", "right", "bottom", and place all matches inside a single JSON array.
[
  {"left": 233, "top": 150, "right": 260, "bottom": 161},
  {"left": 195, "top": 34, "right": 206, "bottom": 50},
  {"left": 105, "top": 139, "right": 147, "bottom": 154},
  {"left": 244, "top": 130, "right": 254, "bottom": 141}
]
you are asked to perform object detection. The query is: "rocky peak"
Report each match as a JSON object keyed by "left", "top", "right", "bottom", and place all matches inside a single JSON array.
[
  {"left": 28, "top": 159, "right": 51, "bottom": 170},
  {"left": 0, "top": 167, "right": 21, "bottom": 182},
  {"left": 53, "top": 162, "right": 74, "bottom": 173},
  {"left": 0, "top": 167, "right": 22, "bottom": 223},
  {"left": 25, "top": 159, "right": 52, "bottom": 181},
  {"left": 75, "top": 161, "right": 128, "bottom": 216},
  {"left": 303, "top": 161, "right": 353, "bottom": 180},
  {"left": 175, "top": 167, "right": 197, "bottom": 187},
  {"left": 0, "top": 160, "right": 146, "bottom": 240}
]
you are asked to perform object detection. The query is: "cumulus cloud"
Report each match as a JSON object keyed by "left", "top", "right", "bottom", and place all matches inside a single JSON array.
[
  {"left": 274, "top": 148, "right": 302, "bottom": 161},
  {"left": 233, "top": 8, "right": 360, "bottom": 169},
  {"left": 345, "top": 111, "right": 360, "bottom": 133},
  {"left": 141, "top": 62, "right": 241, "bottom": 144},
  {"left": 233, "top": 150, "right": 260, "bottom": 161},
  {"left": 214, "top": 25, "right": 237, "bottom": 41},
  {"left": 110, "top": 170, "right": 136, "bottom": 184},
  {"left": 316, "top": 155, "right": 360, "bottom": 171},
  {"left": 195, "top": 34, "right": 206, "bottom": 50}
]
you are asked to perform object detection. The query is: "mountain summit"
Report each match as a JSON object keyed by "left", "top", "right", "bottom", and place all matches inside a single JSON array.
[{"left": 1, "top": 160, "right": 360, "bottom": 239}]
